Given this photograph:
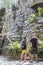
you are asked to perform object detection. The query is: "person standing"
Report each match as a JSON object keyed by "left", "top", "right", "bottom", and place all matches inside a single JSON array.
[
  {"left": 30, "top": 33, "right": 38, "bottom": 62},
  {"left": 20, "top": 37, "right": 28, "bottom": 62}
]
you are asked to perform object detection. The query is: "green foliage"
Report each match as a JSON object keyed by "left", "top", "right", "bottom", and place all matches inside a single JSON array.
[
  {"left": 6, "top": 40, "right": 43, "bottom": 57},
  {"left": 7, "top": 41, "right": 31, "bottom": 55},
  {"left": 28, "top": 13, "right": 35, "bottom": 22},
  {"left": 37, "top": 7, "right": 43, "bottom": 17},
  {"left": 38, "top": 41, "right": 43, "bottom": 54},
  {"left": 7, "top": 41, "right": 22, "bottom": 55}
]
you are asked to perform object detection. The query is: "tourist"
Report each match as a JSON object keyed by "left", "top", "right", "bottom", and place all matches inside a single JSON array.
[
  {"left": 20, "top": 37, "right": 28, "bottom": 62},
  {"left": 30, "top": 33, "right": 38, "bottom": 62}
]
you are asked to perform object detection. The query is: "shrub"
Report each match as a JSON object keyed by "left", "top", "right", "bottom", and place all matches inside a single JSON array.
[
  {"left": 5, "top": 40, "right": 43, "bottom": 58},
  {"left": 37, "top": 7, "right": 43, "bottom": 17},
  {"left": 7, "top": 41, "right": 22, "bottom": 56},
  {"left": 7, "top": 41, "right": 31, "bottom": 56},
  {"left": 28, "top": 13, "right": 35, "bottom": 22},
  {"left": 38, "top": 41, "right": 43, "bottom": 57}
]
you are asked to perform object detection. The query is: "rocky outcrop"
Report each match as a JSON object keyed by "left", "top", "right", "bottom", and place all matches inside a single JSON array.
[
  {"left": 0, "top": 8, "right": 6, "bottom": 54},
  {"left": 9, "top": 0, "right": 43, "bottom": 41},
  {"left": 9, "top": 0, "right": 33, "bottom": 41}
]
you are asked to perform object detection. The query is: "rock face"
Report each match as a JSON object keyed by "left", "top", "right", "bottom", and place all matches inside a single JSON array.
[
  {"left": 0, "top": 8, "right": 6, "bottom": 54},
  {"left": 9, "top": 0, "right": 43, "bottom": 41},
  {"left": 9, "top": 0, "right": 33, "bottom": 41},
  {"left": 37, "top": 17, "right": 43, "bottom": 39},
  {"left": 0, "top": 0, "right": 43, "bottom": 56}
]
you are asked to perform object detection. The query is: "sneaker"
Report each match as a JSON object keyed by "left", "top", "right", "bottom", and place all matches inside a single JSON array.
[
  {"left": 30, "top": 60, "right": 33, "bottom": 63},
  {"left": 36, "top": 60, "right": 39, "bottom": 63}
]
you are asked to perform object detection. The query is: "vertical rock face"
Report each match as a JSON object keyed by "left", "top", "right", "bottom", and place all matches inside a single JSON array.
[
  {"left": 0, "top": 8, "right": 6, "bottom": 54},
  {"left": 9, "top": 0, "right": 43, "bottom": 41},
  {"left": 9, "top": 0, "right": 33, "bottom": 41},
  {"left": 37, "top": 17, "right": 43, "bottom": 39}
]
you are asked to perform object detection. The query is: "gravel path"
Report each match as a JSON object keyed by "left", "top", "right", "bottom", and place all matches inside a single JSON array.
[{"left": 0, "top": 56, "right": 43, "bottom": 65}]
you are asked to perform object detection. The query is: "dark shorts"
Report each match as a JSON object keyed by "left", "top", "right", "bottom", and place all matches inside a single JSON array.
[{"left": 31, "top": 48, "right": 38, "bottom": 54}]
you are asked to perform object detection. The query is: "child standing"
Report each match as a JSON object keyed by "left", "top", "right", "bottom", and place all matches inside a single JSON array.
[{"left": 20, "top": 37, "right": 28, "bottom": 62}]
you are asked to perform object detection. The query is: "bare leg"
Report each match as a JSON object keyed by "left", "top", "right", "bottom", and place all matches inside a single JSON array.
[
  {"left": 31, "top": 54, "right": 33, "bottom": 61},
  {"left": 24, "top": 53, "right": 27, "bottom": 62},
  {"left": 30, "top": 54, "right": 33, "bottom": 63},
  {"left": 29, "top": 52, "right": 31, "bottom": 59},
  {"left": 35, "top": 54, "right": 38, "bottom": 61},
  {"left": 20, "top": 53, "right": 24, "bottom": 61}
]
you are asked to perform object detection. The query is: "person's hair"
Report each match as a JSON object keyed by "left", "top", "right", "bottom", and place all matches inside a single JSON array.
[
  {"left": 24, "top": 37, "right": 26, "bottom": 39},
  {"left": 32, "top": 33, "right": 35, "bottom": 36}
]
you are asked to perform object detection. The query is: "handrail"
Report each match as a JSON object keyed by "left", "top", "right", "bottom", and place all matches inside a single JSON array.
[{"left": 6, "top": 36, "right": 12, "bottom": 43}]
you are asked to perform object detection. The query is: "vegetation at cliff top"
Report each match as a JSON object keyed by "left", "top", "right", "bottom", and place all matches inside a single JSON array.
[{"left": 37, "top": 7, "right": 43, "bottom": 17}]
